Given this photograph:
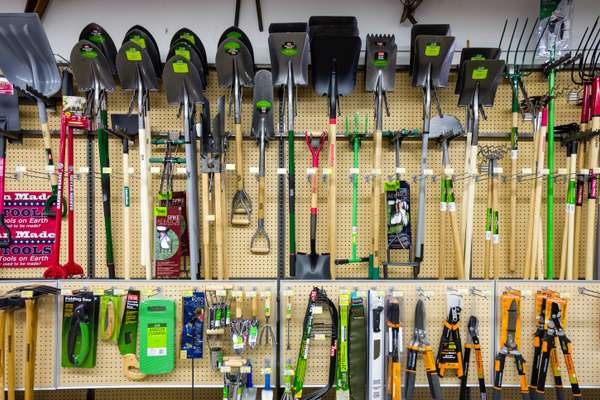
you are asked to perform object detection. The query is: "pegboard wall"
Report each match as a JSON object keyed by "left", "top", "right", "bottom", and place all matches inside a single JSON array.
[{"left": 0, "top": 68, "right": 591, "bottom": 281}]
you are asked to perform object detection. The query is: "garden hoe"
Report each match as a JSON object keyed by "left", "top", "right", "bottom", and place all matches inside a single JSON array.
[
  {"left": 0, "top": 14, "right": 62, "bottom": 218},
  {"left": 69, "top": 37, "right": 117, "bottom": 278},
  {"left": 116, "top": 27, "right": 161, "bottom": 279},
  {"left": 268, "top": 22, "right": 309, "bottom": 275},
  {"left": 216, "top": 27, "right": 255, "bottom": 227},
  {"left": 163, "top": 39, "right": 207, "bottom": 279},
  {"left": 365, "top": 34, "right": 397, "bottom": 279},
  {"left": 250, "top": 70, "right": 274, "bottom": 254},
  {"left": 309, "top": 16, "right": 361, "bottom": 279}
]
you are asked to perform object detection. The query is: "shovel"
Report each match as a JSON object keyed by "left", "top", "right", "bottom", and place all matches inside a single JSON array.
[
  {"left": 0, "top": 14, "right": 62, "bottom": 218},
  {"left": 295, "top": 132, "right": 330, "bottom": 279},
  {"left": 79, "top": 23, "right": 117, "bottom": 75},
  {"left": 216, "top": 27, "right": 255, "bottom": 226},
  {"left": 250, "top": 70, "right": 274, "bottom": 254},
  {"left": 242, "top": 362, "right": 258, "bottom": 400}
]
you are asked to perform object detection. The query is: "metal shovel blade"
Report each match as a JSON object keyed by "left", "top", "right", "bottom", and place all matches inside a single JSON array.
[
  {"left": 0, "top": 13, "right": 60, "bottom": 96},
  {"left": 252, "top": 70, "right": 274, "bottom": 140},
  {"left": 365, "top": 34, "right": 397, "bottom": 92},
  {"left": 162, "top": 55, "right": 204, "bottom": 105},
  {"left": 429, "top": 114, "right": 464, "bottom": 140},
  {"left": 123, "top": 26, "right": 161, "bottom": 79},
  {"left": 215, "top": 37, "right": 254, "bottom": 87},
  {"left": 268, "top": 23, "right": 309, "bottom": 86},
  {"left": 79, "top": 23, "right": 118, "bottom": 75},
  {"left": 167, "top": 40, "right": 206, "bottom": 89},
  {"left": 294, "top": 253, "right": 331, "bottom": 280},
  {"left": 69, "top": 40, "right": 116, "bottom": 92},
  {"left": 116, "top": 41, "right": 159, "bottom": 91}
]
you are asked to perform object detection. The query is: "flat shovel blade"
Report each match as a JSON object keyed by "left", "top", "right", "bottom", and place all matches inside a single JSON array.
[{"left": 294, "top": 253, "right": 331, "bottom": 279}]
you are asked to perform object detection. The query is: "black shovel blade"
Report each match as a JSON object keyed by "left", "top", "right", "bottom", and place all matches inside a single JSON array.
[
  {"left": 79, "top": 23, "right": 117, "bottom": 75},
  {"left": 162, "top": 55, "right": 205, "bottom": 105},
  {"left": 455, "top": 47, "right": 501, "bottom": 94},
  {"left": 309, "top": 35, "right": 361, "bottom": 97},
  {"left": 294, "top": 253, "right": 331, "bottom": 279},
  {"left": 116, "top": 41, "right": 159, "bottom": 91},
  {"left": 409, "top": 24, "right": 451, "bottom": 75},
  {"left": 218, "top": 26, "right": 254, "bottom": 61},
  {"left": 411, "top": 35, "right": 455, "bottom": 88},
  {"left": 457, "top": 59, "right": 505, "bottom": 107},
  {"left": 69, "top": 40, "right": 116, "bottom": 92},
  {"left": 169, "top": 28, "right": 208, "bottom": 73},
  {"left": 123, "top": 26, "right": 161, "bottom": 78},
  {"left": 167, "top": 40, "right": 206, "bottom": 89}
]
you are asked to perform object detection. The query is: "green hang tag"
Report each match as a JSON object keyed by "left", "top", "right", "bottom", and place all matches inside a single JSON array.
[
  {"left": 89, "top": 32, "right": 106, "bottom": 44},
  {"left": 425, "top": 42, "right": 441, "bottom": 57},
  {"left": 80, "top": 46, "right": 97, "bottom": 59},
  {"left": 226, "top": 31, "right": 242, "bottom": 40},
  {"left": 471, "top": 54, "right": 487, "bottom": 60},
  {"left": 175, "top": 48, "right": 191, "bottom": 60},
  {"left": 172, "top": 60, "right": 189, "bottom": 74},
  {"left": 146, "top": 323, "right": 167, "bottom": 356},
  {"left": 472, "top": 66, "right": 488, "bottom": 80},
  {"left": 130, "top": 35, "right": 146, "bottom": 48},
  {"left": 256, "top": 99, "right": 272, "bottom": 111},
  {"left": 180, "top": 32, "right": 196, "bottom": 44},
  {"left": 224, "top": 41, "right": 241, "bottom": 55},
  {"left": 156, "top": 192, "right": 173, "bottom": 201},
  {"left": 125, "top": 48, "right": 142, "bottom": 61},
  {"left": 281, "top": 41, "right": 298, "bottom": 57},
  {"left": 373, "top": 51, "right": 389, "bottom": 68},
  {"left": 154, "top": 206, "right": 167, "bottom": 216}
]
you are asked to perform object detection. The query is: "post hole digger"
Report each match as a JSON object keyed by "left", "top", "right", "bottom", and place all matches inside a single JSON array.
[
  {"left": 247, "top": 70, "right": 274, "bottom": 255},
  {"left": 216, "top": 26, "right": 255, "bottom": 227},
  {"left": 410, "top": 25, "right": 456, "bottom": 277},
  {"left": 116, "top": 25, "right": 162, "bottom": 280},
  {"left": 308, "top": 16, "right": 361, "bottom": 280},
  {"left": 268, "top": 22, "right": 309, "bottom": 275},
  {"left": 44, "top": 70, "right": 88, "bottom": 279}
]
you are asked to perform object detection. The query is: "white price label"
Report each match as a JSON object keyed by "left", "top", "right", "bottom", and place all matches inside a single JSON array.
[
  {"left": 313, "top": 306, "right": 323, "bottom": 314},
  {"left": 322, "top": 168, "right": 332, "bottom": 175},
  {"left": 493, "top": 167, "right": 503, "bottom": 174},
  {"left": 448, "top": 202, "right": 457, "bottom": 212},
  {"left": 424, "top": 169, "right": 434, "bottom": 176},
  {"left": 349, "top": 167, "right": 359, "bottom": 174},
  {"left": 245, "top": 291, "right": 257, "bottom": 298},
  {"left": 511, "top": 150, "right": 518, "bottom": 160},
  {"left": 307, "top": 167, "right": 317, "bottom": 176},
  {"left": 594, "top": 167, "right": 600, "bottom": 174},
  {"left": 557, "top": 168, "right": 567, "bottom": 176},
  {"left": 45, "top": 165, "right": 55, "bottom": 173},
  {"left": 395, "top": 167, "right": 406, "bottom": 174},
  {"left": 314, "top": 333, "right": 326, "bottom": 341},
  {"left": 128, "top": 167, "right": 135, "bottom": 175},
  {"left": 102, "top": 167, "right": 112, "bottom": 174},
  {"left": 15, "top": 165, "right": 26, "bottom": 173},
  {"left": 61, "top": 289, "right": 73, "bottom": 296},
  {"left": 440, "top": 202, "right": 447, "bottom": 212},
  {"left": 485, "top": 231, "right": 492, "bottom": 241},
  {"left": 150, "top": 166, "right": 161, "bottom": 174},
  {"left": 541, "top": 169, "right": 550, "bottom": 176},
  {"left": 220, "top": 366, "right": 231, "bottom": 373},
  {"left": 522, "top": 168, "right": 533, "bottom": 175},
  {"left": 231, "top": 290, "right": 242, "bottom": 298},
  {"left": 216, "top": 290, "right": 227, "bottom": 297},
  {"left": 371, "top": 168, "right": 381, "bottom": 176},
  {"left": 579, "top": 169, "right": 590, "bottom": 175},
  {"left": 175, "top": 167, "right": 187, "bottom": 175},
  {"left": 277, "top": 168, "right": 287, "bottom": 175},
  {"left": 392, "top": 291, "right": 404, "bottom": 298},
  {"left": 78, "top": 166, "right": 90, "bottom": 174},
  {"left": 444, "top": 168, "right": 454, "bottom": 176},
  {"left": 249, "top": 166, "right": 259, "bottom": 175},
  {"left": 206, "top": 214, "right": 216, "bottom": 221},
  {"left": 226, "top": 163, "right": 236, "bottom": 171},
  {"left": 283, "top": 289, "right": 294, "bottom": 296},
  {"left": 493, "top": 234, "right": 500, "bottom": 244}
]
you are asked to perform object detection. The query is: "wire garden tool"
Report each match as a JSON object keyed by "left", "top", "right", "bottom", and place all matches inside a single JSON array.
[
  {"left": 216, "top": 26, "right": 255, "bottom": 227},
  {"left": 363, "top": 34, "right": 397, "bottom": 279},
  {"left": 457, "top": 57, "right": 505, "bottom": 279},
  {"left": 309, "top": 16, "right": 361, "bottom": 279},
  {"left": 250, "top": 70, "right": 274, "bottom": 254},
  {"left": 44, "top": 72, "right": 89, "bottom": 279},
  {"left": 385, "top": 294, "right": 403, "bottom": 400},
  {"left": 116, "top": 26, "right": 162, "bottom": 279},
  {"left": 404, "top": 298, "right": 443, "bottom": 400},
  {"left": 459, "top": 315, "right": 487, "bottom": 400},
  {"left": 531, "top": 292, "right": 581, "bottom": 399},
  {"left": 258, "top": 290, "right": 275, "bottom": 346},
  {"left": 493, "top": 289, "right": 528, "bottom": 400},
  {"left": 295, "top": 131, "right": 329, "bottom": 279},
  {"left": 268, "top": 22, "right": 309, "bottom": 275},
  {"left": 436, "top": 290, "right": 463, "bottom": 380},
  {"left": 234, "top": 0, "right": 264, "bottom": 32},
  {"left": 292, "top": 287, "right": 339, "bottom": 400},
  {"left": 201, "top": 97, "right": 228, "bottom": 279},
  {"left": 334, "top": 114, "right": 371, "bottom": 272},
  {"left": 368, "top": 291, "right": 385, "bottom": 400},
  {"left": 410, "top": 24, "right": 455, "bottom": 277},
  {"left": 0, "top": 14, "right": 62, "bottom": 219},
  {"left": 162, "top": 30, "right": 208, "bottom": 280}
]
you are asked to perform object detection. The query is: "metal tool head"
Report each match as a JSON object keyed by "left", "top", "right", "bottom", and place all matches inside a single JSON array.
[
  {"left": 467, "top": 315, "right": 479, "bottom": 338},
  {"left": 414, "top": 298, "right": 426, "bottom": 331},
  {"left": 455, "top": 47, "right": 501, "bottom": 94},
  {"left": 365, "top": 34, "right": 397, "bottom": 92},
  {"left": 169, "top": 28, "right": 208, "bottom": 75},
  {"left": 0, "top": 13, "right": 61, "bottom": 97},
  {"left": 505, "top": 299, "right": 518, "bottom": 346},
  {"left": 268, "top": 22, "right": 310, "bottom": 86},
  {"left": 166, "top": 40, "right": 207, "bottom": 89},
  {"left": 162, "top": 55, "right": 205, "bottom": 105},
  {"left": 79, "top": 23, "right": 117, "bottom": 75},
  {"left": 429, "top": 114, "right": 464, "bottom": 140},
  {"left": 70, "top": 40, "right": 116, "bottom": 93},
  {"left": 411, "top": 34, "right": 456, "bottom": 88},
  {"left": 458, "top": 59, "right": 505, "bottom": 107},
  {"left": 8, "top": 284, "right": 60, "bottom": 296},
  {"left": 409, "top": 24, "right": 451, "bottom": 75},
  {"left": 123, "top": 26, "right": 161, "bottom": 78},
  {"left": 219, "top": 26, "right": 255, "bottom": 60},
  {"left": 116, "top": 41, "right": 159, "bottom": 91},
  {"left": 446, "top": 291, "right": 463, "bottom": 324},
  {"left": 215, "top": 36, "right": 254, "bottom": 88},
  {"left": 252, "top": 70, "right": 274, "bottom": 141}
]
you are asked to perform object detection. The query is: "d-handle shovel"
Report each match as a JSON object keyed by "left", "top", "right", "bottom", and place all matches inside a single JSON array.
[{"left": 250, "top": 121, "right": 270, "bottom": 254}]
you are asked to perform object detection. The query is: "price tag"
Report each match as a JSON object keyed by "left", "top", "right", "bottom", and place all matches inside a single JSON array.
[
  {"left": 216, "top": 289, "right": 227, "bottom": 297},
  {"left": 284, "top": 369, "right": 295, "bottom": 376},
  {"left": 61, "top": 289, "right": 73, "bottom": 296},
  {"left": 150, "top": 166, "right": 161, "bottom": 174},
  {"left": 541, "top": 169, "right": 550, "bottom": 176},
  {"left": 175, "top": 167, "right": 187, "bottom": 175},
  {"left": 355, "top": 291, "right": 367, "bottom": 299},
  {"left": 594, "top": 167, "right": 600, "bottom": 174},
  {"left": 206, "top": 214, "right": 216, "bottom": 221},
  {"left": 260, "top": 291, "right": 271, "bottom": 298},
  {"left": 102, "top": 167, "right": 112, "bottom": 174},
  {"left": 183, "top": 290, "right": 194, "bottom": 297},
  {"left": 45, "top": 165, "right": 55, "bottom": 173},
  {"left": 240, "top": 366, "right": 251, "bottom": 374},
  {"left": 493, "top": 234, "right": 500, "bottom": 244},
  {"left": 113, "top": 288, "right": 125, "bottom": 296},
  {"left": 231, "top": 290, "right": 242, "bottom": 298},
  {"left": 371, "top": 168, "right": 381, "bottom": 176},
  {"left": 511, "top": 149, "right": 518, "bottom": 160},
  {"left": 277, "top": 168, "right": 287, "bottom": 175},
  {"left": 261, "top": 368, "right": 272, "bottom": 375},
  {"left": 423, "top": 169, "right": 434, "bottom": 176},
  {"left": 493, "top": 167, "right": 503, "bottom": 174},
  {"left": 557, "top": 168, "right": 567, "bottom": 175},
  {"left": 579, "top": 169, "right": 590, "bottom": 175},
  {"left": 20, "top": 290, "right": 34, "bottom": 299},
  {"left": 521, "top": 168, "right": 532, "bottom": 175},
  {"left": 78, "top": 166, "right": 90, "bottom": 174},
  {"left": 143, "top": 288, "right": 156, "bottom": 296},
  {"left": 313, "top": 305, "right": 323, "bottom": 314},
  {"left": 128, "top": 167, "right": 135, "bottom": 175},
  {"left": 395, "top": 167, "right": 406, "bottom": 174},
  {"left": 392, "top": 291, "right": 404, "bottom": 298},
  {"left": 93, "top": 287, "right": 105, "bottom": 296},
  {"left": 307, "top": 167, "right": 317, "bottom": 176},
  {"left": 448, "top": 202, "right": 457, "bottom": 212},
  {"left": 220, "top": 366, "right": 232, "bottom": 373},
  {"left": 314, "top": 333, "right": 326, "bottom": 341},
  {"left": 249, "top": 166, "right": 259, "bottom": 175},
  {"left": 444, "top": 168, "right": 454, "bottom": 176},
  {"left": 349, "top": 167, "right": 359, "bottom": 174},
  {"left": 226, "top": 163, "right": 236, "bottom": 171},
  {"left": 283, "top": 288, "right": 294, "bottom": 296},
  {"left": 322, "top": 168, "right": 332, "bottom": 175},
  {"left": 522, "top": 290, "right": 532, "bottom": 297},
  {"left": 245, "top": 291, "right": 257, "bottom": 298},
  {"left": 15, "top": 165, "right": 26, "bottom": 173}
]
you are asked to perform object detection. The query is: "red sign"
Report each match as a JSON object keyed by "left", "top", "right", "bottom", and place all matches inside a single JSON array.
[{"left": 0, "top": 192, "right": 56, "bottom": 268}]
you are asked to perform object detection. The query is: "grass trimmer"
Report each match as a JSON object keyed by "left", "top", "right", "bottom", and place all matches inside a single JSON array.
[
  {"left": 0, "top": 14, "right": 62, "bottom": 218},
  {"left": 268, "top": 22, "right": 309, "bottom": 275},
  {"left": 364, "top": 34, "right": 397, "bottom": 279},
  {"left": 216, "top": 26, "right": 255, "bottom": 227},
  {"left": 410, "top": 25, "right": 455, "bottom": 276},
  {"left": 295, "top": 131, "right": 329, "bottom": 279},
  {"left": 250, "top": 70, "right": 274, "bottom": 254},
  {"left": 309, "top": 16, "right": 361, "bottom": 279},
  {"left": 116, "top": 26, "right": 161, "bottom": 279}
]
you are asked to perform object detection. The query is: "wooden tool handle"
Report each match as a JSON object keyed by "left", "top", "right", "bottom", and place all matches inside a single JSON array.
[
  {"left": 509, "top": 156, "right": 517, "bottom": 273},
  {"left": 235, "top": 123, "right": 244, "bottom": 191},
  {"left": 24, "top": 300, "right": 36, "bottom": 400},
  {"left": 220, "top": 176, "right": 229, "bottom": 279},
  {"left": 483, "top": 175, "right": 492, "bottom": 279},
  {"left": 6, "top": 310, "right": 14, "bottom": 400},
  {"left": 251, "top": 291, "right": 258, "bottom": 319},
  {"left": 463, "top": 144, "right": 478, "bottom": 280},
  {"left": 123, "top": 152, "right": 131, "bottom": 280},
  {"left": 524, "top": 124, "right": 541, "bottom": 279},
  {"left": 449, "top": 203, "right": 464, "bottom": 280},
  {"left": 0, "top": 310, "right": 5, "bottom": 400},
  {"left": 235, "top": 294, "right": 242, "bottom": 319},
  {"left": 328, "top": 123, "right": 337, "bottom": 279},
  {"left": 491, "top": 170, "right": 500, "bottom": 279},
  {"left": 372, "top": 129, "right": 383, "bottom": 270},
  {"left": 139, "top": 126, "right": 153, "bottom": 280},
  {"left": 201, "top": 174, "right": 211, "bottom": 280},
  {"left": 439, "top": 173, "right": 447, "bottom": 280},
  {"left": 585, "top": 117, "right": 599, "bottom": 279},
  {"left": 215, "top": 173, "right": 225, "bottom": 280},
  {"left": 263, "top": 291, "right": 271, "bottom": 318},
  {"left": 573, "top": 142, "right": 585, "bottom": 271}
]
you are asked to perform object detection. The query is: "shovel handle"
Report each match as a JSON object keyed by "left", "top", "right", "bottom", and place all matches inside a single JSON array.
[
  {"left": 123, "top": 150, "right": 131, "bottom": 280},
  {"left": 24, "top": 300, "right": 36, "bottom": 400},
  {"left": 235, "top": 124, "right": 245, "bottom": 191},
  {"left": 252, "top": 290, "right": 258, "bottom": 318},
  {"left": 202, "top": 173, "right": 211, "bottom": 280},
  {"left": 6, "top": 310, "right": 14, "bottom": 400},
  {"left": 327, "top": 122, "right": 337, "bottom": 280}
]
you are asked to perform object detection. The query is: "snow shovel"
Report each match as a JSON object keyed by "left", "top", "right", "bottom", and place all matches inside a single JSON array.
[
  {"left": 295, "top": 131, "right": 330, "bottom": 279},
  {"left": 0, "top": 13, "right": 62, "bottom": 218},
  {"left": 250, "top": 70, "right": 274, "bottom": 254},
  {"left": 162, "top": 54, "right": 205, "bottom": 279},
  {"left": 268, "top": 22, "right": 309, "bottom": 274},
  {"left": 365, "top": 33, "right": 397, "bottom": 279},
  {"left": 70, "top": 39, "right": 117, "bottom": 279},
  {"left": 309, "top": 16, "right": 361, "bottom": 279},
  {"left": 216, "top": 27, "right": 255, "bottom": 226},
  {"left": 116, "top": 29, "right": 160, "bottom": 280}
]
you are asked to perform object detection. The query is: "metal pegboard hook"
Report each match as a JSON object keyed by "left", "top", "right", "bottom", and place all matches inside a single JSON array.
[
  {"left": 469, "top": 286, "right": 488, "bottom": 299},
  {"left": 578, "top": 287, "right": 600, "bottom": 299},
  {"left": 416, "top": 287, "right": 431, "bottom": 301}
]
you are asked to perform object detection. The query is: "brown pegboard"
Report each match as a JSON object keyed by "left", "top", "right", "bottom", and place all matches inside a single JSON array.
[
  {"left": 57, "top": 280, "right": 276, "bottom": 389},
  {"left": 280, "top": 280, "right": 495, "bottom": 388}
]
